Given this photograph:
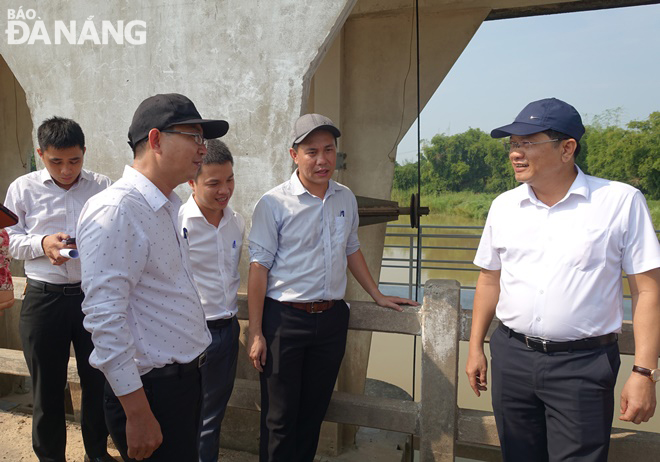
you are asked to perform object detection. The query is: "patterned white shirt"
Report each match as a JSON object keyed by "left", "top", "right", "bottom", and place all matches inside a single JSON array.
[
  {"left": 178, "top": 195, "right": 245, "bottom": 320},
  {"left": 78, "top": 166, "right": 211, "bottom": 396},
  {"left": 474, "top": 167, "right": 660, "bottom": 341},
  {"left": 249, "top": 170, "right": 360, "bottom": 302},
  {"left": 4, "top": 168, "right": 111, "bottom": 283}
]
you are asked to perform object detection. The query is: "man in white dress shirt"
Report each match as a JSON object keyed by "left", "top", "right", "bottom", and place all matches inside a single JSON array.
[
  {"left": 466, "top": 98, "right": 660, "bottom": 462},
  {"left": 4, "top": 116, "right": 113, "bottom": 462},
  {"left": 178, "top": 139, "right": 244, "bottom": 462},
  {"left": 247, "top": 114, "right": 417, "bottom": 462},
  {"left": 77, "top": 94, "right": 228, "bottom": 461}
]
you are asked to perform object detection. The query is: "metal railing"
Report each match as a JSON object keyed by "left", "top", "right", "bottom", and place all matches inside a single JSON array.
[{"left": 381, "top": 223, "right": 660, "bottom": 304}]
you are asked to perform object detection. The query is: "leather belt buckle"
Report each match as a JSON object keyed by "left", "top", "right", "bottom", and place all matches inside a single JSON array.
[
  {"left": 62, "top": 285, "right": 82, "bottom": 296},
  {"left": 310, "top": 302, "right": 318, "bottom": 314},
  {"left": 525, "top": 336, "right": 548, "bottom": 353}
]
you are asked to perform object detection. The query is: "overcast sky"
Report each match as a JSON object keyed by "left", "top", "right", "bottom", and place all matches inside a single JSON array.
[{"left": 396, "top": 4, "right": 660, "bottom": 163}]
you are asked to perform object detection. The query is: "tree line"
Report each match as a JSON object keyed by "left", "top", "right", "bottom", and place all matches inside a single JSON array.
[{"left": 394, "top": 111, "right": 660, "bottom": 200}]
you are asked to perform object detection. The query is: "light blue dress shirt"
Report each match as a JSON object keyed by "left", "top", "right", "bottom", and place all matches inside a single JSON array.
[{"left": 249, "top": 170, "right": 360, "bottom": 302}]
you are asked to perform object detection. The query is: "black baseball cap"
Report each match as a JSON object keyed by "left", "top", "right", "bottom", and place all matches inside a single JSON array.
[
  {"left": 291, "top": 114, "right": 341, "bottom": 147},
  {"left": 491, "top": 98, "right": 585, "bottom": 141},
  {"left": 128, "top": 93, "right": 229, "bottom": 149}
]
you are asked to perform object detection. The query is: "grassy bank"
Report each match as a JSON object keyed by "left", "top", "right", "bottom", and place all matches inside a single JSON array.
[{"left": 393, "top": 189, "right": 660, "bottom": 229}]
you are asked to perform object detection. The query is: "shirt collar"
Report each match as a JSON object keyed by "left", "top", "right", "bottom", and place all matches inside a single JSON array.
[
  {"left": 40, "top": 168, "right": 92, "bottom": 186},
  {"left": 184, "top": 194, "right": 234, "bottom": 228},
  {"left": 519, "top": 166, "right": 590, "bottom": 207},
  {"left": 123, "top": 165, "right": 180, "bottom": 212},
  {"left": 288, "top": 169, "right": 337, "bottom": 198}
]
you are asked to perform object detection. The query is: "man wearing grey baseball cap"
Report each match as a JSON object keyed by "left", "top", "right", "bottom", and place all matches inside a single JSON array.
[
  {"left": 466, "top": 98, "right": 660, "bottom": 461},
  {"left": 78, "top": 93, "right": 228, "bottom": 461},
  {"left": 247, "top": 114, "right": 417, "bottom": 461}
]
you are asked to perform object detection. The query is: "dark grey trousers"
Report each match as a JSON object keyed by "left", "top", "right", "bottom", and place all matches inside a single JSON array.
[{"left": 490, "top": 324, "right": 620, "bottom": 462}]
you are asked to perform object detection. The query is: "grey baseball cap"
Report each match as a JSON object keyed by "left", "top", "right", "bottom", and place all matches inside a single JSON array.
[{"left": 291, "top": 113, "right": 341, "bottom": 147}]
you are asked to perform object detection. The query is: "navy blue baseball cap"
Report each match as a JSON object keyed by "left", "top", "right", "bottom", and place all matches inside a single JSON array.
[{"left": 491, "top": 98, "right": 585, "bottom": 141}]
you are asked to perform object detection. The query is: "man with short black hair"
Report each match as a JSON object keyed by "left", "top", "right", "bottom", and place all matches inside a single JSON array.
[
  {"left": 466, "top": 98, "right": 660, "bottom": 461},
  {"left": 5, "top": 116, "right": 113, "bottom": 462},
  {"left": 247, "top": 113, "right": 417, "bottom": 462},
  {"left": 178, "top": 139, "right": 244, "bottom": 462},
  {"left": 78, "top": 93, "right": 228, "bottom": 461}
]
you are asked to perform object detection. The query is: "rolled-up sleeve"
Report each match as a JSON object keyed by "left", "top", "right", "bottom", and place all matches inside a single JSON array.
[
  {"left": 248, "top": 196, "right": 279, "bottom": 269},
  {"left": 78, "top": 201, "right": 149, "bottom": 396},
  {"left": 346, "top": 193, "right": 360, "bottom": 256}
]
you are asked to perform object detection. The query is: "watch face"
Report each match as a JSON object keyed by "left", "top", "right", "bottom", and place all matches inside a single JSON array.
[{"left": 652, "top": 369, "right": 660, "bottom": 382}]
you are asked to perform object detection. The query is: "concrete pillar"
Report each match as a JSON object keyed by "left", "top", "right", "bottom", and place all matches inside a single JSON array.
[{"left": 420, "top": 279, "right": 460, "bottom": 461}]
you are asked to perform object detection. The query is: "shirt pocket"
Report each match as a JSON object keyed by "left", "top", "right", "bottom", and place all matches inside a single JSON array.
[
  {"left": 567, "top": 227, "right": 609, "bottom": 272},
  {"left": 333, "top": 216, "right": 347, "bottom": 245},
  {"left": 230, "top": 240, "right": 242, "bottom": 267}
]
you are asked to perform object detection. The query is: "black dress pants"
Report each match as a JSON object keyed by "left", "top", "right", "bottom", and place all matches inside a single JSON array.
[
  {"left": 103, "top": 363, "right": 203, "bottom": 462},
  {"left": 490, "top": 325, "right": 621, "bottom": 462},
  {"left": 19, "top": 281, "right": 108, "bottom": 462},
  {"left": 259, "top": 298, "right": 350, "bottom": 462}
]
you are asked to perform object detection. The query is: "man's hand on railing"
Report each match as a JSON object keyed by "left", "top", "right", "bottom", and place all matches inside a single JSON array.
[
  {"left": 466, "top": 348, "right": 489, "bottom": 397},
  {"left": 248, "top": 331, "right": 267, "bottom": 372},
  {"left": 373, "top": 294, "right": 419, "bottom": 312}
]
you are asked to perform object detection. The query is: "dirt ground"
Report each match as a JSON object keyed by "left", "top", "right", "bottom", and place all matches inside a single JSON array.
[
  {"left": 0, "top": 408, "right": 258, "bottom": 462},
  {"left": 0, "top": 407, "right": 407, "bottom": 462}
]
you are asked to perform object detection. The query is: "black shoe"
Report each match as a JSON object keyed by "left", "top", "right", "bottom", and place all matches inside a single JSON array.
[{"left": 84, "top": 454, "right": 117, "bottom": 462}]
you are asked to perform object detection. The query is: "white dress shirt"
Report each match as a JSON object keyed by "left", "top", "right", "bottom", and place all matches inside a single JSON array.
[
  {"left": 4, "top": 168, "right": 111, "bottom": 284},
  {"left": 474, "top": 167, "right": 660, "bottom": 341},
  {"left": 78, "top": 166, "right": 211, "bottom": 396},
  {"left": 249, "top": 170, "right": 360, "bottom": 302},
  {"left": 179, "top": 195, "right": 245, "bottom": 320}
]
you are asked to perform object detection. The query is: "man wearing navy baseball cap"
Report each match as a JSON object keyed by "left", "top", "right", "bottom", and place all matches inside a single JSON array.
[
  {"left": 78, "top": 93, "right": 228, "bottom": 461},
  {"left": 467, "top": 98, "right": 660, "bottom": 461}
]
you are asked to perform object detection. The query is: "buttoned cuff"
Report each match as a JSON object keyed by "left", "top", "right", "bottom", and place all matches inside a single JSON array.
[
  {"left": 30, "top": 234, "right": 47, "bottom": 258},
  {"left": 105, "top": 363, "right": 145, "bottom": 397}
]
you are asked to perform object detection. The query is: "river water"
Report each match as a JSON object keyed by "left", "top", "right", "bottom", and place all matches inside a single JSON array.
[{"left": 366, "top": 213, "right": 659, "bottom": 454}]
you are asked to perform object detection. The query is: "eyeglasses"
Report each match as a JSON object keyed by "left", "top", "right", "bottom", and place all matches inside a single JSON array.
[
  {"left": 161, "top": 130, "right": 206, "bottom": 147},
  {"left": 504, "top": 139, "right": 559, "bottom": 151}
]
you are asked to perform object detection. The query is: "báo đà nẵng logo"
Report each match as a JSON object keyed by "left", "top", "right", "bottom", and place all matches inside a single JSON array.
[{"left": 5, "top": 7, "right": 147, "bottom": 45}]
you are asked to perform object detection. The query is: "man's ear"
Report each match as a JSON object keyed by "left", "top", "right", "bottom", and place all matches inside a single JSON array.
[
  {"left": 37, "top": 148, "right": 44, "bottom": 160},
  {"left": 289, "top": 147, "right": 298, "bottom": 164},
  {"left": 561, "top": 139, "right": 577, "bottom": 163},
  {"left": 148, "top": 128, "right": 162, "bottom": 153}
]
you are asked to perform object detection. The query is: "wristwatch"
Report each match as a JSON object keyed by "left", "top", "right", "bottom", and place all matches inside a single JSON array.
[{"left": 632, "top": 365, "right": 660, "bottom": 382}]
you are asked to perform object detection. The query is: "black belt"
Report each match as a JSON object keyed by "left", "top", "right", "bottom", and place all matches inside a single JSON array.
[
  {"left": 27, "top": 278, "right": 83, "bottom": 296},
  {"left": 142, "top": 353, "right": 207, "bottom": 380},
  {"left": 207, "top": 316, "right": 235, "bottom": 329},
  {"left": 499, "top": 323, "right": 617, "bottom": 353}
]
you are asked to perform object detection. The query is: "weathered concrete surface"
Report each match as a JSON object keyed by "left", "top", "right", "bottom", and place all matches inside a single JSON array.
[{"left": 420, "top": 279, "right": 461, "bottom": 461}]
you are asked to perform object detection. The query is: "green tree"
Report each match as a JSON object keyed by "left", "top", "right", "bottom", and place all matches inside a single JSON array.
[
  {"left": 422, "top": 128, "right": 508, "bottom": 193},
  {"left": 584, "top": 111, "right": 660, "bottom": 199}
]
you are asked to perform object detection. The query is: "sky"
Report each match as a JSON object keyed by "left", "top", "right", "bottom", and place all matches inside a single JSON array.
[{"left": 396, "top": 4, "right": 660, "bottom": 163}]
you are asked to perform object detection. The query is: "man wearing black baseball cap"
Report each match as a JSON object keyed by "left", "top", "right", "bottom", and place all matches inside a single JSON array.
[
  {"left": 467, "top": 98, "right": 660, "bottom": 461},
  {"left": 247, "top": 113, "right": 417, "bottom": 461},
  {"left": 78, "top": 93, "right": 228, "bottom": 461}
]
